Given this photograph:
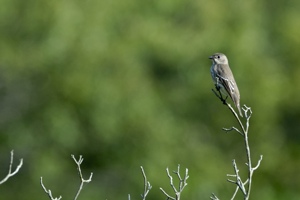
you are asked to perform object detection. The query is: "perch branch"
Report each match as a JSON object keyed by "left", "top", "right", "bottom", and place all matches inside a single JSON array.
[{"left": 211, "top": 89, "right": 263, "bottom": 200}]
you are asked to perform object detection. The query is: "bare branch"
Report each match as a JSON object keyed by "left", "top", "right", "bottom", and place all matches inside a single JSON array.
[
  {"left": 243, "top": 178, "right": 249, "bottom": 186},
  {"left": 40, "top": 177, "right": 62, "bottom": 200},
  {"left": 253, "top": 155, "right": 263, "bottom": 171},
  {"left": 0, "top": 150, "right": 23, "bottom": 185},
  {"left": 160, "top": 187, "right": 175, "bottom": 200},
  {"left": 226, "top": 104, "right": 246, "bottom": 133},
  {"left": 72, "top": 155, "right": 93, "bottom": 200},
  {"left": 230, "top": 186, "right": 239, "bottom": 200},
  {"left": 242, "top": 105, "right": 252, "bottom": 120},
  {"left": 211, "top": 88, "right": 263, "bottom": 200},
  {"left": 182, "top": 168, "right": 189, "bottom": 192},
  {"left": 226, "top": 160, "right": 247, "bottom": 195},
  {"left": 210, "top": 193, "right": 220, "bottom": 200},
  {"left": 140, "top": 166, "right": 152, "bottom": 200},
  {"left": 40, "top": 155, "right": 93, "bottom": 200},
  {"left": 160, "top": 165, "right": 189, "bottom": 200},
  {"left": 222, "top": 127, "right": 243, "bottom": 136},
  {"left": 166, "top": 168, "right": 178, "bottom": 194}
]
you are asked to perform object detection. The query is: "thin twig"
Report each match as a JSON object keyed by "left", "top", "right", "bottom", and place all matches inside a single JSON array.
[
  {"left": 210, "top": 193, "right": 220, "bottom": 200},
  {"left": 230, "top": 186, "right": 239, "bottom": 200},
  {"left": 227, "top": 160, "right": 246, "bottom": 195},
  {"left": 72, "top": 155, "right": 93, "bottom": 200},
  {"left": 253, "top": 155, "right": 263, "bottom": 170},
  {"left": 160, "top": 165, "right": 189, "bottom": 200},
  {"left": 167, "top": 168, "right": 178, "bottom": 195},
  {"left": 0, "top": 150, "right": 23, "bottom": 185},
  {"left": 160, "top": 187, "right": 176, "bottom": 200},
  {"left": 40, "top": 155, "right": 93, "bottom": 200},
  {"left": 140, "top": 166, "right": 152, "bottom": 199},
  {"left": 175, "top": 166, "right": 189, "bottom": 193},
  {"left": 222, "top": 127, "right": 243, "bottom": 136},
  {"left": 40, "top": 177, "right": 62, "bottom": 200},
  {"left": 226, "top": 103, "right": 246, "bottom": 134}
]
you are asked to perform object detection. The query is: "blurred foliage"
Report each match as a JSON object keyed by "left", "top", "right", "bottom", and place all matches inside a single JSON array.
[{"left": 0, "top": 0, "right": 300, "bottom": 199}]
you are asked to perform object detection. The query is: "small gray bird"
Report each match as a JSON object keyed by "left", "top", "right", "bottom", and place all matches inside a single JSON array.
[{"left": 209, "top": 53, "right": 243, "bottom": 117}]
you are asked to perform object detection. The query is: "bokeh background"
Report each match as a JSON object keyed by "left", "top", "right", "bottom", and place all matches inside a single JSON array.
[{"left": 0, "top": 0, "right": 299, "bottom": 199}]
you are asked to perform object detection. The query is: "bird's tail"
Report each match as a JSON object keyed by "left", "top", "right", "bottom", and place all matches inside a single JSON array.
[{"left": 237, "top": 104, "right": 243, "bottom": 117}]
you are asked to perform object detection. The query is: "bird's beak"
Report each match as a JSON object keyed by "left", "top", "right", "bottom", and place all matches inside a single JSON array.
[{"left": 209, "top": 56, "right": 214, "bottom": 59}]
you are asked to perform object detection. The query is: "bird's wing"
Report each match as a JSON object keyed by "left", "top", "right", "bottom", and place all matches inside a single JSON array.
[
  {"left": 215, "top": 63, "right": 242, "bottom": 116},
  {"left": 216, "top": 64, "right": 236, "bottom": 97}
]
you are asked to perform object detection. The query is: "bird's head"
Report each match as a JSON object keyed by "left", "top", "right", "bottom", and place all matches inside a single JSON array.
[{"left": 209, "top": 53, "right": 228, "bottom": 65}]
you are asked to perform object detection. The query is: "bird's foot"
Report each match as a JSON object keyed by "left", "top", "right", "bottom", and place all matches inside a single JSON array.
[{"left": 212, "top": 89, "right": 227, "bottom": 105}]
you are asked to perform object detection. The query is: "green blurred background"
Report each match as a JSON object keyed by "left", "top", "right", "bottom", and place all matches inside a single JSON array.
[{"left": 0, "top": 0, "right": 299, "bottom": 199}]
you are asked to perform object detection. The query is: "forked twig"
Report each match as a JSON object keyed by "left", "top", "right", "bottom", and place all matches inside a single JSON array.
[
  {"left": 210, "top": 193, "right": 220, "bottom": 200},
  {"left": 40, "top": 177, "right": 62, "bottom": 200},
  {"left": 140, "top": 166, "right": 152, "bottom": 200},
  {"left": 0, "top": 150, "right": 23, "bottom": 185},
  {"left": 40, "top": 155, "right": 93, "bottom": 200},
  {"left": 160, "top": 165, "right": 189, "bottom": 200},
  {"left": 71, "top": 155, "right": 93, "bottom": 200}
]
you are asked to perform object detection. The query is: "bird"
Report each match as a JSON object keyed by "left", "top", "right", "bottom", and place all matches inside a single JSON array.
[{"left": 209, "top": 53, "right": 243, "bottom": 117}]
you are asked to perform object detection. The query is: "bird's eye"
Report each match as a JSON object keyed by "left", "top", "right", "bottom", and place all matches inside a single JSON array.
[{"left": 217, "top": 56, "right": 220, "bottom": 58}]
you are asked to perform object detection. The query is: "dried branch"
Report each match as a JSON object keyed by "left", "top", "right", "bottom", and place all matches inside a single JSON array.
[
  {"left": 140, "top": 166, "right": 152, "bottom": 200},
  {"left": 253, "top": 155, "right": 263, "bottom": 171},
  {"left": 40, "top": 155, "right": 93, "bottom": 200},
  {"left": 227, "top": 160, "right": 246, "bottom": 195},
  {"left": 160, "top": 165, "right": 189, "bottom": 200},
  {"left": 40, "top": 177, "right": 62, "bottom": 200},
  {"left": 0, "top": 150, "right": 23, "bottom": 185},
  {"left": 230, "top": 186, "right": 240, "bottom": 200},
  {"left": 211, "top": 90, "right": 263, "bottom": 200},
  {"left": 222, "top": 127, "right": 243, "bottom": 136},
  {"left": 71, "top": 155, "right": 93, "bottom": 200},
  {"left": 128, "top": 166, "right": 152, "bottom": 200},
  {"left": 210, "top": 193, "right": 220, "bottom": 200}
]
